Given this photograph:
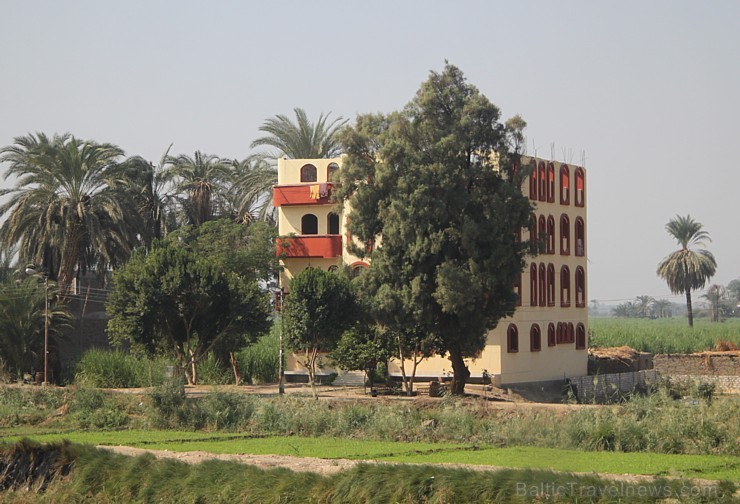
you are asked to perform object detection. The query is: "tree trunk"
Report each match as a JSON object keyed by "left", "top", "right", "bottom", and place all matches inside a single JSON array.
[
  {"left": 686, "top": 288, "right": 694, "bottom": 328},
  {"left": 448, "top": 346, "right": 470, "bottom": 395}
]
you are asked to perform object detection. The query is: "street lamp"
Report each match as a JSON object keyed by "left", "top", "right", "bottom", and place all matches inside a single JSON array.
[{"left": 25, "top": 265, "right": 49, "bottom": 386}]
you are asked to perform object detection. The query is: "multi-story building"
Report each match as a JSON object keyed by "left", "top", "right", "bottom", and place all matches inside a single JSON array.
[{"left": 274, "top": 156, "right": 587, "bottom": 386}]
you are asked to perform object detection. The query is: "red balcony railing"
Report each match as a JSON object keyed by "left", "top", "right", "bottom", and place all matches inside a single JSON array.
[
  {"left": 273, "top": 183, "right": 333, "bottom": 207},
  {"left": 276, "top": 235, "right": 342, "bottom": 259}
]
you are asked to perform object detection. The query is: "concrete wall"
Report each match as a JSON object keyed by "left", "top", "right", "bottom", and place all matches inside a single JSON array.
[
  {"left": 653, "top": 353, "right": 740, "bottom": 376},
  {"left": 569, "top": 370, "right": 660, "bottom": 402}
]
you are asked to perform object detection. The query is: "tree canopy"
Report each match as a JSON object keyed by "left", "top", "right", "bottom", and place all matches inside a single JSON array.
[
  {"left": 334, "top": 63, "right": 533, "bottom": 394},
  {"left": 251, "top": 108, "right": 348, "bottom": 160},
  {"left": 107, "top": 238, "right": 271, "bottom": 384}
]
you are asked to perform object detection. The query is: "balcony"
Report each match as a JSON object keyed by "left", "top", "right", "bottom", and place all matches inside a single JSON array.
[
  {"left": 273, "top": 183, "right": 333, "bottom": 207},
  {"left": 277, "top": 235, "right": 342, "bottom": 259}
]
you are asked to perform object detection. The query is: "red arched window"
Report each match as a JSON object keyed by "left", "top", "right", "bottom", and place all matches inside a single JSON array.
[
  {"left": 560, "top": 214, "right": 570, "bottom": 255},
  {"left": 538, "top": 215, "right": 546, "bottom": 253},
  {"left": 575, "top": 168, "right": 585, "bottom": 207},
  {"left": 514, "top": 273, "right": 522, "bottom": 307},
  {"left": 350, "top": 261, "right": 369, "bottom": 278},
  {"left": 538, "top": 162, "right": 546, "bottom": 201},
  {"left": 529, "top": 263, "right": 538, "bottom": 306},
  {"left": 576, "top": 323, "right": 586, "bottom": 349},
  {"left": 300, "top": 164, "right": 317, "bottom": 182},
  {"left": 575, "top": 217, "right": 585, "bottom": 257},
  {"left": 529, "top": 169, "right": 538, "bottom": 200},
  {"left": 560, "top": 266, "right": 571, "bottom": 307},
  {"left": 538, "top": 263, "right": 546, "bottom": 307},
  {"left": 547, "top": 215, "right": 555, "bottom": 254},
  {"left": 547, "top": 163, "right": 555, "bottom": 203},
  {"left": 530, "top": 324, "right": 541, "bottom": 352},
  {"left": 575, "top": 266, "right": 586, "bottom": 307},
  {"left": 530, "top": 213, "right": 537, "bottom": 247},
  {"left": 547, "top": 323, "right": 556, "bottom": 347},
  {"left": 560, "top": 165, "right": 570, "bottom": 205},
  {"left": 547, "top": 263, "right": 555, "bottom": 307},
  {"left": 507, "top": 324, "right": 519, "bottom": 353}
]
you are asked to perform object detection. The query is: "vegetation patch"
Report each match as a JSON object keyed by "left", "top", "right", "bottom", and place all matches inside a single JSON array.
[{"left": 1, "top": 440, "right": 736, "bottom": 503}]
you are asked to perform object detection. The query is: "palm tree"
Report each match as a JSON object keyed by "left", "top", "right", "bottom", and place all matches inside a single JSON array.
[
  {"left": 229, "top": 156, "right": 278, "bottom": 224},
  {"left": 657, "top": 215, "right": 717, "bottom": 327},
  {"left": 250, "top": 108, "right": 348, "bottom": 159},
  {"left": 123, "top": 146, "right": 177, "bottom": 248},
  {"left": 164, "top": 151, "right": 232, "bottom": 227},
  {"left": 0, "top": 276, "right": 72, "bottom": 379},
  {"left": 701, "top": 284, "right": 727, "bottom": 322},
  {"left": 634, "top": 295, "right": 655, "bottom": 318},
  {"left": 0, "top": 133, "right": 141, "bottom": 296},
  {"left": 650, "top": 298, "right": 672, "bottom": 319}
]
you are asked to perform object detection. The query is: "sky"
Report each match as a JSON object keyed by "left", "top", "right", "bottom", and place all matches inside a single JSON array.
[{"left": 1, "top": 1, "right": 738, "bottom": 305}]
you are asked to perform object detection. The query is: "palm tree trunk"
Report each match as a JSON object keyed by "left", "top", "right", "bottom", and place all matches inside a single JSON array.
[{"left": 686, "top": 288, "right": 694, "bottom": 328}]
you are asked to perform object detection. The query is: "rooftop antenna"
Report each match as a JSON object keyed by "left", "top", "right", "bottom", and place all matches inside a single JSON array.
[
  {"left": 581, "top": 150, "right": 586, "bottom": 168},
  {"left": 531, "top": 138, "right": 537, "bottom": 158},
  {"left": 568, "top": 148, "right": 573, "bottom": 164}
]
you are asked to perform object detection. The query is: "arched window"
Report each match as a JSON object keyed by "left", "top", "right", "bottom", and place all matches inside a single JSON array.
[
  {"left": 530, "top": 324, "right": 541, "bottom": 352},
  {"left": 530, "top": 213, "right": 537, "bottom": 247},
  {"left": 556, "top": 322, "right": 564, "bottom": 344},
  {"left": 560, "top": 165, "right": 570, "bottom": 205},
  {"left": 328, "top": 265, "right": 338, "bottom": 273},
  {"left": 350, "top": 261, "right": 369, "bottom": 278},
  {"left": 507, "top": 324, "right": 519, "bottom": 353},
  {"left": 327, "top": 162, "right": 339, "bottom": 181},
  {"left": 575, "top": 266, "right": 586, "bottom": 307},
  {"left": 538, "top": 263, "right": 546, "bottom": 307},
  {"left": 547, "top": 215, "right": 555, "bottom": 254},
  {"left": 576, "top": 323, "right": 586, "bottom": 349},
  {"left": 575, "top": 168, "right": 585, "bottom": 207},
  {"left": 300, "top": 164, "right": 317, "bottom": 183},
  {"left": 301, "top": 214, "right": 318, "bottom": 234},
  {"left": 560, "top": 214, "right": 570, "bottom": 255},
  {"left": 514, "top": 273, "right": 522, "bottom": 307},
  {"left": 547, "top": 163, "right": 555, "bottom": 203},
  {"left": 575, "top": 217, "right": 585, "bottom": 257},
  {"left": 327, "top": 213, "right": 340, "bottom": 235},
  {"left": 538, "top": 215, "right": 546, "bottom": 253},
  {"left": 560, "top": 266, "right": 571, "bottom": 307},
  {"left": 568, "top": 322, "right": 575, "bottom": 343},
  {"left": 547, "top": 323, "right": 556, "bottom": 347},
  {"left": 547, "top": 264, "right": 555, "bottom": 307},
  {"left": 529, "top": 263, "right": 538, "bottom": 306},
  {"left": 529, "top": 170, "right": 538, "bottom": 200},
  {"left": 538, "top": 162, "right": 546, "bottom": 201}
]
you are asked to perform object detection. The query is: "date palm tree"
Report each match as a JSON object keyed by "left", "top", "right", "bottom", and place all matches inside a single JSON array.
[
  {"left": 251, "top": 108, "right": 348, "bottom": 159},
  {"left": 229, "top": 156, "right": 278, "bottom": 224},
  {"left": 0, "top": 133, "right": 140, "bottom": 296},
  {"left": 657, "top": 215, "right": 716, "bottom": 327},
  {"left": 164, "top": 151, "right": 232, "bottom": 227}
]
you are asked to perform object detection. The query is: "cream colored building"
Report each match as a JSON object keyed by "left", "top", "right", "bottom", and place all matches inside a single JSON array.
[{"left": 275, "top": 156, "right": 588, "bottom": 385}]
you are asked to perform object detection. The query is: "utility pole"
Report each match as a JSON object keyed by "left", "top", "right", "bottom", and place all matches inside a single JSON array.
[{"left": 278, "top": 288, "right": 285, "bottom": 395}]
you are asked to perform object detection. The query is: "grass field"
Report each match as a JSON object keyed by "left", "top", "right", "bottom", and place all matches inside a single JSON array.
[
  {"left": 588, "top": 317, "right": 740, "bottom": 353},
  {"left": 5, "top": 430, "right": 738, "bottom": 481}
]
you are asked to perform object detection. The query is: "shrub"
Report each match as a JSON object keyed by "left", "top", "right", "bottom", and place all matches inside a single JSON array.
[
  {"left": 237, "top": 329, "right": 280, "bottom": 384},
  {"left": 196, "top": 353, "right": 232, "bottom": 385},
  {"left": 148, "top": 379, "right": 201, "bottom": 429},
  {"left": 71, "top": 388, "right": 128, "bottom": 429},
  {"left": 74, "top": 349, "right": 169, "bottom": 388},
  {"left": 200, "top": 393, "right": 256, "bottom": 430}
]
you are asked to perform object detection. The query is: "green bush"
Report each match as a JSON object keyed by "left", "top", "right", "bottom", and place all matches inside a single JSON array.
[
  {"left": 200, "top": 393, "right": 257, "bottom": 430},
  {"left": 196, "top": 353, "right": 232, "bottom": 385},
  {"left": 71, "top": 388, "right": 128, "bottom": 429},
  {"left": 74, "top": 349, "right": 169, "bottom": 388},
  {"left": 237, "top": 328, "right": 280, "bottom": 384},
  {"left": 148, "top": 379, "right": 200, "bottom": 429}
]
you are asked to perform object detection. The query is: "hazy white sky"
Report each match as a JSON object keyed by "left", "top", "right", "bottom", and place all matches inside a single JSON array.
[{"left": 1, "top": 1, "right": 738, "bottom": 304}]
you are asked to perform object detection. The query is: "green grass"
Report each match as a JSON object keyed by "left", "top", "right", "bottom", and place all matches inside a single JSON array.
[
  {"left": 5, "top": 440, "right": 735, "bottom": 503},
  {"left": 6, "top": 431, "right": 738, "bottom": 481},
  {"left": 589, "top": 317, "right": 740, "bottom": 353}
]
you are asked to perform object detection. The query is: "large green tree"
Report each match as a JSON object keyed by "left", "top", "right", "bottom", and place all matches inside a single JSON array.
[
  {"left": 250, "top": 108, "right": 348, "bottom": 159},
  {"left": 334, "top": 64, "right": 533, "bottom": 395},
  {"left": 107, "top": 241, "right": 271, "bottom": 384},
  {"left": 283, "top": 267, "right": 357, "bottom": 397},
  {"left": 657, "top": 215, "right": 717, "bottom": 327},
  {"left": 0, "top": 133, "right": 141, "bottom": 295}
]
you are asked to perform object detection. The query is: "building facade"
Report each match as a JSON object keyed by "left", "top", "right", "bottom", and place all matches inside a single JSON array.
[{"left": 274, "top": 156, "right": 588, "bottom": 385}]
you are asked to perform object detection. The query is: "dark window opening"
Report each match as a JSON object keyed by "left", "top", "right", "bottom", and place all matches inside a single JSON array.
[
  {"left": 560, "top": 165, "right": 570, "bottom": 205},
  {"left": 327, "top": 213, "right": 340, "bottom": 235},
  {"left": 547, "top": 323, "right": 556, "bottom": 347},
  {"left": 575, "top": 217, "right": 585, "bottom": 257},
  {"left": 300, "top": 164, "right": 317, "bottom": 183},
  {"left": 530, "top": 263, "right": 538, "bottom": 306},
  {"left": 576, "top": 323, "right": 586, "bottom": 349},
  {"left": 560, "top": 214, "right": 570, "bottom": 255},
  {"left": 575, "top": 168, "right": 585, "bottom": 207},
  {"left": 560, "top": 266, "right": 571, "bottom": 307},
  {"left": 301, "top": 214, "right": 318, "bottom": 235},
  {"left": 530, "top": 324, "right": 541, "bottom": 352},
  {"left": 507, "top": 324, "right": 519, "bottom": 353}
]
